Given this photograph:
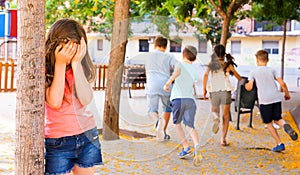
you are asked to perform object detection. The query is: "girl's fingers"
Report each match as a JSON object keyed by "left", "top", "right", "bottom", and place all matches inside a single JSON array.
[{"left": 55, "top": 44, "right": 62, "bottom": 54}]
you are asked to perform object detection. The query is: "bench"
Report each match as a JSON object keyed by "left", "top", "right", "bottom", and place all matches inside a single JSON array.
[{"left": 123, "top": 65, "right": 146, "bottom": 98}]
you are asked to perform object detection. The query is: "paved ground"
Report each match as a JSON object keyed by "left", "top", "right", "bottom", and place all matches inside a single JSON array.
[{"left": 0, "top": 67, "right": 300, "bottom": 174}]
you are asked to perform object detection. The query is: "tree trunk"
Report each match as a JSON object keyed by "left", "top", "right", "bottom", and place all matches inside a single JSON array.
[
  {"left": 220, "top": 16, "right": 230, "bottom": 47},
  {"left": 103, "top": 0, "right": 130, "bottom": 140},
  {"left": 281, "top": 19, "right": 287, "bottom": 80},
  {"left": 15, "top": 1, "right": 45, "bottom": 174}
]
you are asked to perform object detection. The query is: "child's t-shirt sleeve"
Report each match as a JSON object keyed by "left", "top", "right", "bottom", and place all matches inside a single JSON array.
[
  {"left": 248, "top": 71, "right": 255, "bottom": 81},
  {"left": 272, "top": 69, "right": 279, "bottom": 79}
]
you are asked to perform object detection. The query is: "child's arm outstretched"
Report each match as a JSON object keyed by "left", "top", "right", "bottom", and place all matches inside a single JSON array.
[
  {"left": 276, "top": 77, "right": 290, "bottom": 100},
  {"left": 72, "top": 38, "right": 93, "bottom": 105},
  {"left": 226, "top": 64, "right": 242, "bottom": 80},
  {"left": 163, "top": 66, "right": 181, "bottom": 92}
]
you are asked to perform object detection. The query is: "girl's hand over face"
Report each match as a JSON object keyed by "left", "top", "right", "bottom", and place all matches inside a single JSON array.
[
  {"left": 72, "top": 37, "right": 87, "bottom": 63},
  {"left": 55, "top": 42, "right": 77, "bottom": 65}
]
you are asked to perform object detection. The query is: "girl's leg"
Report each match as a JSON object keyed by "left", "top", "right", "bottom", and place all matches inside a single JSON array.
[
  {"left": 220, "top": 104, "right": 230, "bottom": 144},
  {"left": 72, "top": 165, "right": 95, "bottom": 175},
  {"left": 211, "top": 105, "right": 220, "bottom": 114},
  {"left": 211, "top": 105, "right": 220, "bottom": 134}
]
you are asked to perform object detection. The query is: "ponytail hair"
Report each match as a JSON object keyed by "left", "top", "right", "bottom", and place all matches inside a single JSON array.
[
  {"left": 210, "top": 44, "right": 237, "bottom": 76},
  {"left": 223, "top": 53, "right": 237, "bottom": 75}
]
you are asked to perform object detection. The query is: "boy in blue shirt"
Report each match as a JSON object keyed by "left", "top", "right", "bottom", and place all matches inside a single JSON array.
[
  {"left": 245, "top": 50, "right": 298, "bottom": 152},
  {"left": 164, "top": 45, "right": 202, "bottom": 166}
]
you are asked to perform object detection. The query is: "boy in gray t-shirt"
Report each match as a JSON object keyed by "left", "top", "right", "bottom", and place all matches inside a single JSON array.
[
  {"left": 245, "top": 50, "right": 298, "bottom": 152},
  {"left": 145, "top": 36, "right": 177, "bottom": 141}
]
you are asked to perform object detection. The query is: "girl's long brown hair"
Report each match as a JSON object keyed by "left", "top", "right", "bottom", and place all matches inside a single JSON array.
[
  {"left": 208, "top": 44, "right": 237, "bottom": 75},
  {"left": 45, "top": 18, "right": 96, "bottom": 88}
]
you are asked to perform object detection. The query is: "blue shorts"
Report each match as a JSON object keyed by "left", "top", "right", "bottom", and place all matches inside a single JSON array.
[
  {"left": 147, "top": 94, "right": 172, "bottom": 114},
  {"left": 171, "top": 98, "right": 196, "bottom": 128},
  {"left": 259, "top": 102, "right": 282, "bottom": 124},
  {"left": 45, "top": 127, "right": 103, "bottom": 175}
]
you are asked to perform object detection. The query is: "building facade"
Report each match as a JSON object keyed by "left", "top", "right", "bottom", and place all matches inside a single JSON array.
[{"left": 87, "top": 19, "right": 300, "bottom": 68}]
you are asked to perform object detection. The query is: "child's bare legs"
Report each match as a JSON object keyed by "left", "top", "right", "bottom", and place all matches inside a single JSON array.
[
  {"left": 72, "top": 165, "right": 95, "bottom": 175},
  {"left": 174, "top": 124, "right": 200, "bottom": 150},
  {"left": 211, "top": 106, "right": 220, "bottom": 134},
  {"left": 186, "top": 125, "right": 200, "bottom": 147},
  {"left": 211, "top": 106, "right": 220, "bottom": 118},
  {"left": 273, "top": 119, "right": 286, "bottom": 128},
  {"left": 220, "top": 104, "right": 230, "bottom": 144},
  {"left": 174, "top": 124, "right": 189, "bottom": 149},
  {"left": 149, "top": 112, "right": 159, "bottom": 123},
  {"left": 265, "top": 122, "right": 282, "bottom": 145},
  {"left": 162, "top": 111, "right": 170, "bottom": 134}
]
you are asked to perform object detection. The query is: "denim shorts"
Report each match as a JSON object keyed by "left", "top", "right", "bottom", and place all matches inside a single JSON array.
[
  {"left": 45, "top": 127, "right": 103, "bottom": 175},
  {"left": 147, "top": 94, "right": 172, "bottom": 114},
  {"left": 171, "top": 98, "right": 196, "bottom": 128}
]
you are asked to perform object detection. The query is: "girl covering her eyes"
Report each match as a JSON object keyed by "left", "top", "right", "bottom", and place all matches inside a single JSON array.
[{"left": 44, "top": 18, "right": 103, "bottom": 175}]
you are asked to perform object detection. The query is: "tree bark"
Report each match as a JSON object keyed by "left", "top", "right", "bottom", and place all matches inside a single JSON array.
[
  {"left": 15, "top": 1, "right": 45, "bottom": 174},
  {"left": 281, "top": 19, "right": 287, "bottom": 80},
  {"left": 103, "top": 0, "right": 130, "bottom": 140},
  {"left": 220, "top": 16, "right": 230, "bottom": 47}
]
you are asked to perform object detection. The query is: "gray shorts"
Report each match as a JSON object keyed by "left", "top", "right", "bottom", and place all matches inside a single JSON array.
[{"left": 209, "top": 91, "right": 232, "bottom": 106}]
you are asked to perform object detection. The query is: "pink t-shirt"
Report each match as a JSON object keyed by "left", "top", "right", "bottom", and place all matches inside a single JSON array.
[{"left": 45, "top": 69, "right": 96, "bottom": 138}]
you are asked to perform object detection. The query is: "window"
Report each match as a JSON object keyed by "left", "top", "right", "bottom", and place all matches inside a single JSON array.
[
  {"left": 262, "top": 41, "right": 279, "bottom": 54},
  {"left": 254, "top": 20, "right": 290, "bottom": 32},
  {"left": 97, "top": 39, "right": 103, "bottom": 51},
  {"left": 198, "top": 40, "right": 207, "bottom": 53},
  {"left": 170, "top": 41, "right": 181, "bottom": 52},
  {"left": 231, "top": 40, "right": 241, "bottom": 54},
  {"left": 294, "top": 21, "right": 300, "bottom": 30},
  {"left": 139, "top": 39, "right": 149, "bottom": 52}
]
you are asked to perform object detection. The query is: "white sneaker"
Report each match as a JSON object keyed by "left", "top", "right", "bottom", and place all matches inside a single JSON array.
[
  {"left": 273, "top": 123, "right": 280, "bottom": 129},
  {"left": 265, "top": 123, "right": 280, "bottom": 129},
  {"left": 156, "top": 118, "right": 165, "bottom": 141}
]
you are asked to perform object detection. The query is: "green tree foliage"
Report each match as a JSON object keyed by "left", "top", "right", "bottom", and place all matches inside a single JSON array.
[
  {"left": 46, "top": 0, "right": 114, "bottom": 33},
  {"left": 135, "top": 0, "right": 250, "bottom": 47},
  {"left": 251, "top": 0, "right": 300, "bottom": 24}
]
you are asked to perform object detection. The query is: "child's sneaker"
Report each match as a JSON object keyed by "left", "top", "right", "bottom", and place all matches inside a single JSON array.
[
  {"left": 178, "top": 147, "right": 192, "bottom": 159},
  {"left": 164, "top": 133, "right": 171, "bottom": 140},
  {"left": 272, "top": 143, "right": 285, "bottom": 152},
  {"left": 156, "top": 118, "right": 165, "bottom": 141},
  {"left": 284, "top": 124, "right": 298, "bottom": 141},
  {"left": 193, "top": 146, "right": 202, "bottom": 166},
  {"left": 212, "top": 117, "right": 220, "bottom": 134}
]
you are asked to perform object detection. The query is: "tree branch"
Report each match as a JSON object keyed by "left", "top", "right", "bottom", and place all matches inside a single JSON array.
[
  {"left": 209, "top": 0, "right": 227, "bottom": 19},
  {"left": 232, "top": 0, "right": 248, "bottom": 15}
]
